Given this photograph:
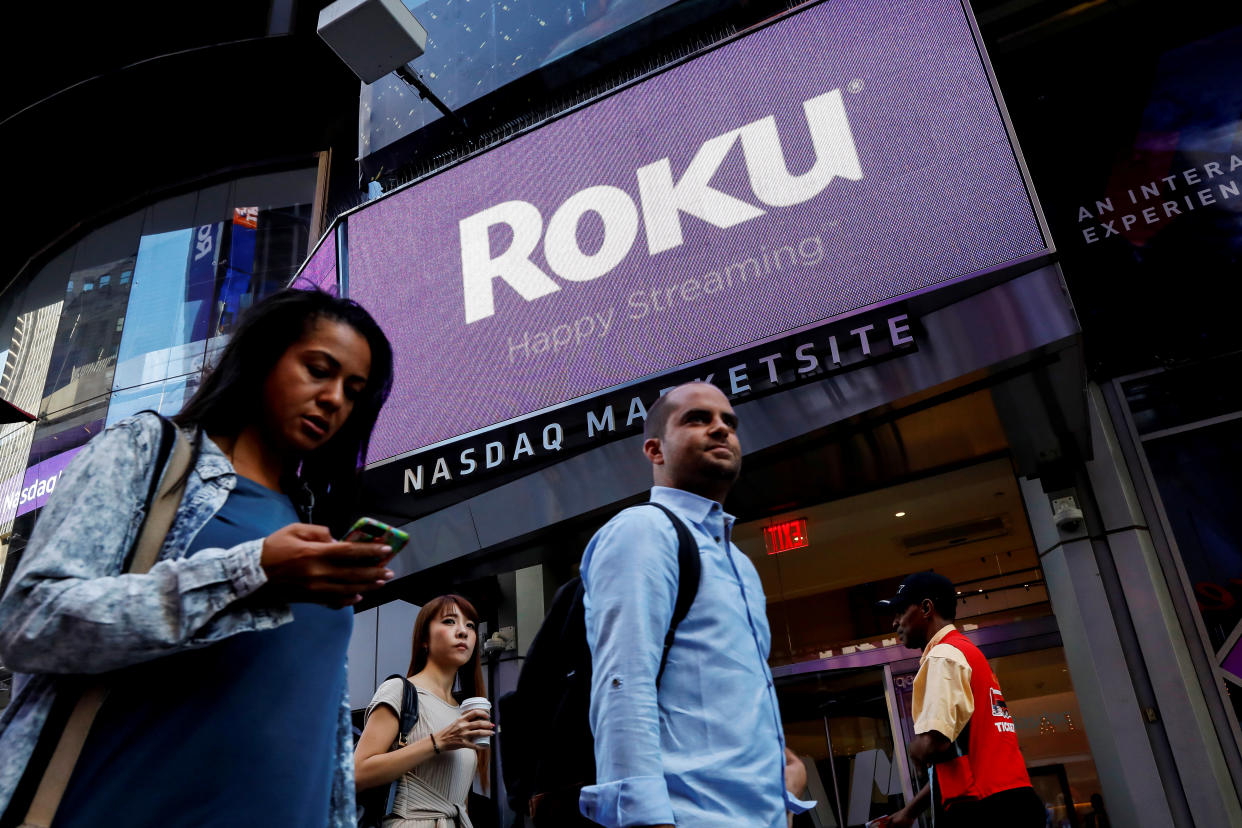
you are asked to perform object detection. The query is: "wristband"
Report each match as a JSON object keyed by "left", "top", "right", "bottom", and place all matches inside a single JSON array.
[{"left": 430, "top": 732, "right": 441, "bottom": 754}]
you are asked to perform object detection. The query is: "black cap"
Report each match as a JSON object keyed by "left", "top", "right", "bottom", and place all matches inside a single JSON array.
[{"left": 875, "top": 571, "right": 956, "bottom": 613}]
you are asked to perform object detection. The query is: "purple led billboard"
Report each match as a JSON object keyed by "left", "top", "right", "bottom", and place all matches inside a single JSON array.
[
  {"left": 346, "top": 0, "right": 1047, "bottom": 465},
  {"left": 0, "top": 446, "right": 84, "bottom": 520},
  {"left": 291, "top": 231, "right": 338, "bottom": 296}
]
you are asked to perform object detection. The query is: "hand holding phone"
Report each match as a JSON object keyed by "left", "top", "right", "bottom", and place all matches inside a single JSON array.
[
  {"left": 342, "top": 517, "right": 410, "bottom": 559},
  {"left": 261, "top": 522, "right": 398, "bottom": 608}
]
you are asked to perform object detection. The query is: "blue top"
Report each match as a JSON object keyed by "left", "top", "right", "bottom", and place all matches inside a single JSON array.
[
  {"left": 56, "top": 475, "right": 354, "bottom": 828},
  {"left": 578, "top": 486, "right": 815, "bottom": 828},
  {"left": 0, "top": 415, "right": 355, "bottom": 826}
]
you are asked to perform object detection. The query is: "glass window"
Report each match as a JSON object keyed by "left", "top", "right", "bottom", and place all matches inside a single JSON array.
[
  {"left": 991, "top": 648, "right": 1103, "bottom": 827},
  {"left": 32, "top": 211, "right": 143, "bottom": 468},
  {"left": 782, "top": 669, "right": 907, "bottom": 827},
  {"left": 359, "top": 0, "right": 702, "bottom": 157},
  {"left": 110, "top": 169, "right": 318, "bottom": 392},
  {"left": 0, "top": 166, "right": 316, "bottom": 536},
  {"left": 0, "top": 273, "right": 68, "bottom": 531},
  {"left": 106, "top": 374, "right": 201, "bottom": 428},
  {"left": 17, "top": 405, "right": 97, "bottom": 520},
  {"left": 738, "top": 457, "right": 1050, "bottom": 666},
  {"left": 251, "top": 203, "right": 314, "bottom": 296},
  {"left": 1140, "top": 418, "right": 1242, "bottom": 726},
  {"left": 1121, "top": 354, "right": 1242, "bottom": 438},
  {"left": 0, "top": 426, "right": 37, "bottom": 534},
  {"left": 27, "top": 396, "right": 108, "bottom": 473},
  {"left": 209, "top": 203, "right": 314, "bottom": 336},
  {"left": 40, "top": 255, "right": 136, "bottom": 422},
  {"left": 112, "top": 228, "right": 207, "bottom": 392}
]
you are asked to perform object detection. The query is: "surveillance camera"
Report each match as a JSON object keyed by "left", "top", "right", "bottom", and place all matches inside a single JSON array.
[
  {"left": 483, "top": 634, "right": 508, "bottom": 656},
  {"left": 1051, "top": 496, "right": 1084, "bottom": 533}
]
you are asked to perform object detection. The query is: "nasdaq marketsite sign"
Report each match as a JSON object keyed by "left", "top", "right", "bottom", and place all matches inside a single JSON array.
[{"left": 336, "top": 0, "right": 1049, "bottom": 509}]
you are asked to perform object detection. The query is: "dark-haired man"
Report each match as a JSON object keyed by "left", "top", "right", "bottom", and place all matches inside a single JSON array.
[
  {"left": 880, "top": 572, "right": 1043, "bottom": 827},
  {"left": 577, "top": 382, "right": 813, "bottom": 828}
]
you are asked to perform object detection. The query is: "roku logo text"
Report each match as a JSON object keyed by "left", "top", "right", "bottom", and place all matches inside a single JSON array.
[{"left": 459, "top": 88, "right": 863, "bottom": 323}]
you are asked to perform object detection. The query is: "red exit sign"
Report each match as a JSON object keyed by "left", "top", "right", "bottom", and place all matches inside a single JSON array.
[{"left": 764, "top": 519, "right": 809, "bottom": 555}]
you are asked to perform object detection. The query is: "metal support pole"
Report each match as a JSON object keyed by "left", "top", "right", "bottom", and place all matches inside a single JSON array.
[
  {"left": 394, "top": 65, "right": 467, "bottom": 129},
  {"left": 822, "top": 713, "right": 845, "bottom": 828}
]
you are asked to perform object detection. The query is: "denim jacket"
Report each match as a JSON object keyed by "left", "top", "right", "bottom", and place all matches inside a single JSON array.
[{"left": 0, "top": 413, "right": 356, "bottom": 826}]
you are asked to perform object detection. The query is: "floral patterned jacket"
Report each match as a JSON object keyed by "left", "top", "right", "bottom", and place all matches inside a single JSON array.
[{"left": 0, "top": 412, "right": 356, "bottom": 825}]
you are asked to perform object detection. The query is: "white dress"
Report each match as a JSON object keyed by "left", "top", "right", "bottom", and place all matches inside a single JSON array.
[{"left": 366, "top": 678, "right": 479, "bottom": 828}]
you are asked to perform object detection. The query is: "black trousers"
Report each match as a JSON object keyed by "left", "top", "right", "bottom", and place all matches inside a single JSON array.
[{"left": 941, "top": 786, "right": 1046, "bottom": 828}]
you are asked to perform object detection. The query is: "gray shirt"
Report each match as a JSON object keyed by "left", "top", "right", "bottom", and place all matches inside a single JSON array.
[{"left": 366, "top": 679, "right": 477, "bottom": 827}]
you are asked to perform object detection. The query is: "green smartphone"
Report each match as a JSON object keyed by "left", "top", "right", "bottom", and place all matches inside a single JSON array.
[{"left": 342, "top": 517, "right": 410, "bottom": 557}]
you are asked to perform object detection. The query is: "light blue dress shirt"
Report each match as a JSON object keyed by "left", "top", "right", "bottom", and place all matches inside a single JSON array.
[{"left": 578, "top": 486, "right": 815, "bottom": 827}]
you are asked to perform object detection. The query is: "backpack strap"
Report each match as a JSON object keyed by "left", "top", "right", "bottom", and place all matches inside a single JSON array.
[
  {"left": 382, "top": 674, "right": 420, "bottom": 746},
  {"left": 378, "top": 675, "right": 421, "bottom": 820},
  {"left": 643, "top": 502, "right": 701, "bottom": 687}
]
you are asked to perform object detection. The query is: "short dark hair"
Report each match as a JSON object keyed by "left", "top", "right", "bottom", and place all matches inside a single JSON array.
[
  {"left": 644, "top": 382, "right": 719, "bottom": 441},
  {"left": 932, "top": 591, "right": 958, "bottom": 620},
  {"left": 175, "top": 288, "right": 394, "bottom": 532},
  {"left": 644, "top": 390, "right": 675, "bottom": 440}
]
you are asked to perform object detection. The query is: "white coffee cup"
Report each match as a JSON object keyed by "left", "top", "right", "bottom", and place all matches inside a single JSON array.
[{"left": 459, "top": 696, "right": 492, "bottom": 746}]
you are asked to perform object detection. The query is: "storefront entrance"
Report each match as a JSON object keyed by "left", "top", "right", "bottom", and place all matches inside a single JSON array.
[
  {"left": 779, "top": 667, "right": 909, "bottom": 827},
  {"left": 776, "top": 639, "right": 1103, "bottom": 827},
  {"left": 730, "top": 379, "right": 1109, "bottom": 827}
]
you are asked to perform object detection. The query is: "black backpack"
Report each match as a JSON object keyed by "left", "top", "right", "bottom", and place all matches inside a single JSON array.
[
  {"left": 357, "top": 675, "right": 420, "bottom": 828},
  {"left": 498, "top": 502, "right": 700, "bottom": 824}
]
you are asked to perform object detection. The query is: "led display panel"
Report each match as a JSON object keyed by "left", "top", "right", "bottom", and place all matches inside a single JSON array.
[
  {"left": 291, "top": 231, "right": 338, "bottom": 296},
  {"left": 345, "top": 0, "right": 1048, "bottom": 465}
]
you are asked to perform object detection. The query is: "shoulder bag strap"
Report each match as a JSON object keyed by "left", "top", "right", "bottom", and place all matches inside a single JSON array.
[
  {"left": 384, "top": 674, "right": 420, "bottom": 746},
  {"left": 381, "top": 675, "right": 421, "bottom": 818},
  {"left": 643, "top": 502, "right": 701, "bottom": 688},
  {"left": 128, "top": 420, "right": 193, "bottom": 574},
  {"left": 21, "top": 417, "right": 193, "bottom": 828}
]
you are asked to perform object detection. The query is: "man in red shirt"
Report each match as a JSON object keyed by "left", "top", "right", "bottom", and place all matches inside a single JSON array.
[{"left": 879, "top": 572, "right": 1045, "bottom": 827}]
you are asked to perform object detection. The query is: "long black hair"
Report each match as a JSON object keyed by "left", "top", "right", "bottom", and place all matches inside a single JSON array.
[{"left": 174, "top": 289, "right": 394, "bottom": 532}]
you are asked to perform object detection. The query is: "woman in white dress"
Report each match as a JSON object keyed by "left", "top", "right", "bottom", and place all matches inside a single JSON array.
[{"left": 355, "top": 595, "right": 494, "bottom": 827}]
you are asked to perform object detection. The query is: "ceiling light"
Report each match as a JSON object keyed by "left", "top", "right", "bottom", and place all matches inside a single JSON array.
[{"left": 894, "top": 511, "right": 906, "bottom": 517}]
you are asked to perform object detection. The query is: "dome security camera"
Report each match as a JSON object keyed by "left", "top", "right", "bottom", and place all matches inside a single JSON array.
[{"left": 1051, "top": 496, "right": 1084, "bottom": 533}]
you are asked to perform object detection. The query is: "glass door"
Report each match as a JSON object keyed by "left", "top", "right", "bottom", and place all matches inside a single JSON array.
[{"left": 779, "top": 667, "right": 911, "bottom": 827}]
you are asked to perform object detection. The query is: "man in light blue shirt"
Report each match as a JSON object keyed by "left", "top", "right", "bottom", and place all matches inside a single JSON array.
[{"left": 578, "top": 382, "right": 815, "bottom": 828}]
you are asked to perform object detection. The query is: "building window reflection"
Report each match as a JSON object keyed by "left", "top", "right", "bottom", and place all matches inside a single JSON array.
[{"left": 0, "top": 167, "right": 317, "bottom": 553}]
